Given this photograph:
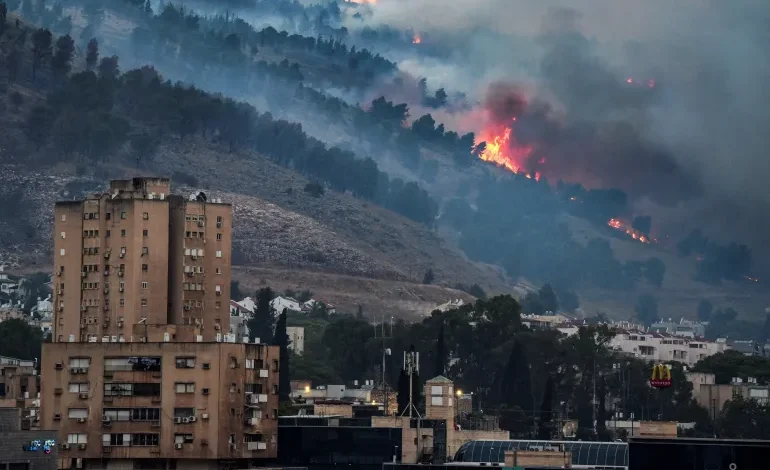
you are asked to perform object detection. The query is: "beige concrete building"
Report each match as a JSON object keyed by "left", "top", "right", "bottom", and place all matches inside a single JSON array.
[
  {"left": 43, "top": 177, "right": 282, "bottom": 470},
  {"left": 52, "top": 178, "right": 232, "bottom": 343},
  {"left": 286, "top": 326, "right": 304, "bottom": 355},
  {"left": 371, "top": 376, "right": 508, "bottom": 464},
  {"left": 41, "top": 341, "right": 280, "bottom": 469},
  {"left": 687, "top": 372, "right": 770, "bottom": 420}
]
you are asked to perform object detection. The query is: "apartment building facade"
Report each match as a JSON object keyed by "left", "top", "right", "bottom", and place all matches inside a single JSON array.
[
  {"left": 43, "top": 177, "right": 281, "bottom": 470},
  {"left": 41, "top": 342, "right": 279, "bottom": 469},
  {"left": 52, "top": 178, "right": 232, "bottom": 342}
]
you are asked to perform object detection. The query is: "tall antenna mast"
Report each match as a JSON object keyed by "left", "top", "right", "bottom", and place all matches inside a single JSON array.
[{"left": 400, "top": 347, "right": 422, "bottom": 418}]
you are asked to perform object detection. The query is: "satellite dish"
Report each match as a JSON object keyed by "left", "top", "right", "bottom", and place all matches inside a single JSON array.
[{"left": 196, "top": 191, "right": 207, "bottom": 202}]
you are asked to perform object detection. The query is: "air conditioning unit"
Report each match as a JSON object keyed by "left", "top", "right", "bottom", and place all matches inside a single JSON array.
[
  {"left": 174, "top": 417, "right": 182, "bottom": 424},
  {"left": 57, "top": 289, "right": 63, "bottom": 295},
  {"left": 119, "top": 253, "right": 124, "bottom": 259},
  {"left": 198, "top": 221, "right": 204, "bottom": 227},
  {"left": 54, "top": 413, "right": 62, "bottom": 421},
  {"left": 175, "top": 443, "right": 183, "bottom": 450},
  {"left": 188, "top": 416, "right": 197, "bottom": 423},
  {"left": 258, "top": 394, "right": 268, "bottom": 403},
  {"left": 79, "top": 392, "right": 88, "bottom": 399},
  {"left": 248, "top": 418, "right": 259, "bottom": 426},
  {"left": 57, "top": 270, "right": 62, "bottom": 276},
  {"left": 184, "top": 305, "right": 191, "bottom": 311},
  {"left": 182, "top": 417, "right": 190, "bottom": 424},
  {"left": 201, "top": 413, "right": 209, "bottom": 420},
  {"left": 104, "top": 288, "right": 109, "bottom": 294},
  {"left": 102, "top": 416, "right": 110, "bottom": 423},
  {"left": 62, "top": 443, "right": 71, "bottom": 450},
  {"left": 54, "top": 388, "right": 63, "bottom": 395},
  {"left": 78, "top": 444, "right": 87, "bottom": 450},
  {"left": 55, "top": 362, "right": 63, "bottom": 370},
  {"left": 202, "top": 388, "right": 210, "bottom": 395},
  {"left": 214, "top": 324, "right": 221, "bottom": 331},
  {"left": 117, "top": 321, "right": 123, "bottom": 328},
  {"left": 249, "top": 394, "right": 259, "bottom": 404},
  {"left": 118, "top": 271, "right": 124, "bottom": 277},
  {"left": 80, "top": 306, "right": 87, "bottom": 312},
  {"left": 77, "top": 417, "right": 87, "bottom": 423},
  {"left": 104, "top": 252, "right": 110, "bottom": 259},
  {"left": 187, "top": 271, "right": 193, "bottom": 277}
]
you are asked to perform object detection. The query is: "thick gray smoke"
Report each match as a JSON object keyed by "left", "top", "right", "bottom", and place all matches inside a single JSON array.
[{"left": 353, "top": 0, "right": 770, "bottom": 253}]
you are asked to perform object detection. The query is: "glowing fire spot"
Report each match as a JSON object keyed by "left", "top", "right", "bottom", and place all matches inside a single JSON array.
[
  {"left": 626, "top": 78, "right": 633, "bottom": 84},
  {"left": 744, "top": 275, "right": 759, "bottom": 283},
  {"left": 607, "top": 218, "right": 656, "bottom": 244},
  {"left": 412, "top": 35, "right": 421, "bottom": 44},
  {"left": 478, "top": 120, "right": 533, "bottom": 176}
]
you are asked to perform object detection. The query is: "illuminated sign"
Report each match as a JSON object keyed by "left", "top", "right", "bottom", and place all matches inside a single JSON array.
[
  {"left": 650, "top": 364, "right": 672, "bottom": 388},
  {"left": 22, "top": 439, "right": 56, "bottom": 454}
]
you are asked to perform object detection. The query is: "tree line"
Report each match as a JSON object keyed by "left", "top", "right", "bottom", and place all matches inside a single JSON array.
[{"left": 277, "top": 292, "right": 770, "bottom": 440}]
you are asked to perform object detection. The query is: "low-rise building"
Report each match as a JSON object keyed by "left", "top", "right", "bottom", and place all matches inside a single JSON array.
[
  {"left": 41, "top": 340, "right": 280, "bottom": 469},
  {"left": 687, "top": 372, "right": 770, "bottom": 419},
  {"left": 286, "top": 326, "right": 304, "bottom": 355},
  {"left": 609, "top": 329, "right": 727, "bottom": 366},
  {"left": 0, "top": 407, "right": 57, "bottom": 470},
  {"left": 271, "top": 296, "right": 301, "bottom": 314}
]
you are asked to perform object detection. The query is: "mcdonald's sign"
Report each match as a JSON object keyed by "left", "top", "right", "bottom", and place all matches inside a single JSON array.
[{"left": 650, "top": 364, "right": 672, "bottom": 388}]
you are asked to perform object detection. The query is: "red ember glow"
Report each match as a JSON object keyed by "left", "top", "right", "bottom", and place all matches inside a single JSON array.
[
  {"left": 607, "top": 218, "right": 656, "bottom": 244},
  {"left": 478, "top": 120, "right": 535, "bottom": 177}
]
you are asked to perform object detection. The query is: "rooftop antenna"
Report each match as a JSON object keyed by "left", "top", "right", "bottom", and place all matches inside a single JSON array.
[{"left": 400, "top": 346, "right": 421, "bottom": 418}]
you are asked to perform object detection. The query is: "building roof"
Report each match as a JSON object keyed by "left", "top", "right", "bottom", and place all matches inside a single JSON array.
[
  {"left": 454, "top": 439, "right": 628, "bottom": 468},
  {"left": 426, "top": 375, "right": 453, "bottom": 384}
]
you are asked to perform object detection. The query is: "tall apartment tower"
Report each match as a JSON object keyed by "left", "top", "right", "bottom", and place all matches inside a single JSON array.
[
  {"left": 43, "top": 178, "right": 280, "bottom": 470},
  {"left": 52, "top": 178, "right": 232, "bottom": 342}
]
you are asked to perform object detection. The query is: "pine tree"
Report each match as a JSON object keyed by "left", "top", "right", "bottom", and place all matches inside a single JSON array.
[
  {"left": 51, "top": 33, "right": 74, "bottom": 81},
  {"left": 85, "top": 38, "right": 98, "bottom": 70},
  {"left": 435, "top": 322, "right": 445, "bottom": 377},
  {"left": 272, "top": 309, "right": 290, "bottom": 402},
  {"left": 31, "top": 28, "right": 52, "bottom": 80}
]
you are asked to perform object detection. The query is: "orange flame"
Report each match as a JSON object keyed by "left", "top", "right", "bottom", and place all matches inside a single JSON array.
[
  {"left": 607, "top": 218, "right": 656, "bottom": 244},
  {"left": 478, "top": 120, "right": 534, "bottom": 177},
  {"left": 412, "top": 34, "right": 421, "bottom": 44}
]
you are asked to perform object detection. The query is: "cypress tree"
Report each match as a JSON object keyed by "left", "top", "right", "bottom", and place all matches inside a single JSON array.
[
  {"left": 272, "top": 309, "right": 290, "bottom": 402},
  {"left": 537, "top": 376, "right": 554, "bottom": 439}
]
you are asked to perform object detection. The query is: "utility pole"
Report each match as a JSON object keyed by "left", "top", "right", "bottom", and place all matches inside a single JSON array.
[
  {"left": 400, "top": 347, "right": 421, "bottom": 418},
  {"left": 375, "top": 315, "right": 392, "bottom": 413}
]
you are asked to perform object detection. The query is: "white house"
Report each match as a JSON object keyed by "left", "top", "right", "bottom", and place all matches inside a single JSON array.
[
  {"left": 271, "top": 296, "right": 301, "bottom": 314},
  {"left": 235, "top": 297, "right": 256, "bottom": 313},
  {"left": 230, "top": 300, "right": 251, "bottom": 317},
  {"left": 609, "top": 329, "right": 728, "bottom": 366},
  {"left": 302, "top": 299, "right": 336, "bottom": 314}
]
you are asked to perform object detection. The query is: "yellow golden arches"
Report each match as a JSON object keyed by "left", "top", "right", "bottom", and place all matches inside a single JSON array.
[{"left": 650, "top": 364, "right": 672, "bottom": 388}]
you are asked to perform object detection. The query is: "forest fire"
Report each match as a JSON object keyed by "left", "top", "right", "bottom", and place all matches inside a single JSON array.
[
  {"left": 478, "top": 119, "right": 538, "bottom": 180},
  {"left": 607, "top": 218, "right": 655, "bottom": 244},
  {"left": 412, "top": 34, "right": 421, "bottom": 44}
]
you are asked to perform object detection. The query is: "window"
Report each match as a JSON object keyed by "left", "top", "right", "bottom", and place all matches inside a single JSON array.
[
  {"left": 216, "top": 268, "right": 222, "bottom": 274},
  {"left": 176, "top": 357, "right": 195, "bottom": 369},
  {"left": 142, "top": 247, "right": 149, "bottom": 255},
  {"left": 217, "top": 216, "right": 222, "bottom": 223},
  {"left": 215, "top": 301, "right": 221, "bottom": 309},
  {"left": 175, "top": 382, "right": 195, "bottom": 394},
  {"left": 106, "top": 230, "right": 111, "bottom": 238},
  {"left": 141, "top": 299, "right": 148, "bottom": 307},
  {"left": 272, "top": 384, "right": 279, "bottom": 395},
  {"left": 60, "top": 249, "right": 66, "bottom": 256},
  {"left": 67, "top": 433, "right": 88, "bottom": 444},
  {"left": 216, "top": 233, "right": 222, "bottom": 240},
  {"left": 143, "top": 212, "right": 149, "bottom": 220},
  {"left": 175, "top": 433, "right": 194, "bottom": 444},
  {"left": 185, "top": 248, "right": 191, "bottom": 256},
  {"left": 119, "top": 299, "right": 125, "bottom": 307},
  {"left": 68, "top": 383, "right": 89, "bottom": 393},
  {"left": 132, "top": 408, "right": 160, "bottom": 421},
  {"left": 61, "top": 231, "right": 66, "bottom": 239},
  {"left": 121, "top": 212, "right": 126, "bottom": 219},
  {"left": 143, "top": 229, "right": 148, "bottom": 237},
  {"left": 142, "top": 282, "right": 148, "bottom": 289},
  {"left": 132, "top": 434, "right": 159, "bottom": 446},
  {"left": 272, "top": 359, "right": 279, "bottom": 372},
  {"left": 106, "top": 213, "right": 111, "bottom": 220},
  {"left": 103, "top": 409, "right": 131, "bottom": 422},
  {"left": 69, "top": 358, "right": 90, "bottom": 369},
  {"left": 103, "top": 433, "right": 129, "bottom": 447},
  {"left": 216, "top": 250, "right": 222, "bottom": 258},
  {"left": 197, "top": 249, "right": 204, "bottom": 256},
  {"left": 68, "top": 408, "right": 88, "bottom": 419},
  {"left": 104, "top": 383, "right": 133, "bottom": 396},
  {"left": 173, "top": 408, "right": 195, "bottom": 419},
  {"left": 121, "top": 229, "right": 126, "bottom": 237},
  {"left": 246, "top": 359, "right": 255, "bottom": 370},
  {"left": 142, "top": 264, "right": 148, "bottom": 272},
  {"left": 61, "top": 214, "right": 67, "bottom": 222}
]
